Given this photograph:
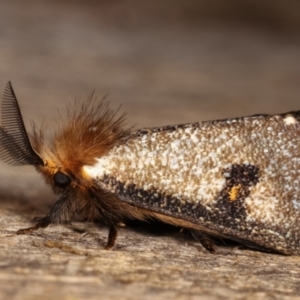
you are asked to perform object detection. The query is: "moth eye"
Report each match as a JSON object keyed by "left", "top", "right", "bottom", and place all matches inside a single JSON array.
[{"left": 53, "top": 171, "right": 71, "bottom": 188}]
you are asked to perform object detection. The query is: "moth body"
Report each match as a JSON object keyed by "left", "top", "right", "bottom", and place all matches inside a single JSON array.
[{"left": 1, "top": 81, "right": 300, "bottom": 255}]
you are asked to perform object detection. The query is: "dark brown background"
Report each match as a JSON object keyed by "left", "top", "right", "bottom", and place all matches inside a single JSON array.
[{"left": 1, "top": 1, "right": 300, "bottom": 299}]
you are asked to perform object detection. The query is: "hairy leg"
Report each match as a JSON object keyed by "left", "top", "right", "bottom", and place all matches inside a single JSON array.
[{"left": 17, "top": 193, "right": 72, "bottom": 235}]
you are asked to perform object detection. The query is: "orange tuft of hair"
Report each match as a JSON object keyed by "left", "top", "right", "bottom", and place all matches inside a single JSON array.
[{"left": 31, "top": 95, "right": 130, "bottom": 175}]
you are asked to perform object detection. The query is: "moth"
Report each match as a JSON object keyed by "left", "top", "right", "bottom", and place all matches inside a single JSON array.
[{"left": 0, "top": 81, "right": 300, "bottom": 255}]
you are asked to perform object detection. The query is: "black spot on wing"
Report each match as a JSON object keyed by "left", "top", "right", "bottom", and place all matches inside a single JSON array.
[{"left": 215, "top": 164, "right": 260, "bottom": 220}]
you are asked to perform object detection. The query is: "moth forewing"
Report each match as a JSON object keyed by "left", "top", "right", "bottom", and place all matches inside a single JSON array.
[
  {"left": 84, "top": 114, "right": 300, "bottom": 255},
  {"left": 1, "top": 81, "right": 300, "bottom": 255}
]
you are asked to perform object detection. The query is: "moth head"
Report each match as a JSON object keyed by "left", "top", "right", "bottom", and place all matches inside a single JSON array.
[
  {"left": 37, "top": 161, "right": 74, "bottom": 193},
  {"left": 0, "top": 82, "right": 130, "bottom": 194}
]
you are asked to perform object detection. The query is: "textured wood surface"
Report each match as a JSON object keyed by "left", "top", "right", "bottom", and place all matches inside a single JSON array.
[{"left": 1, "top": 1, "right": 300, "bottom": 299}]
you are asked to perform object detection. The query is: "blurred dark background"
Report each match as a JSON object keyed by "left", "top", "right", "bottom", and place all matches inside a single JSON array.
[{"left": 0, "top": 0, "right": 300, "bottom": 198}]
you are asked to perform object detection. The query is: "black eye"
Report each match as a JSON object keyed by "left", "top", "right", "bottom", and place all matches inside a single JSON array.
[{"left": 53, "top": 171, "right": 71, "bottom": 188}]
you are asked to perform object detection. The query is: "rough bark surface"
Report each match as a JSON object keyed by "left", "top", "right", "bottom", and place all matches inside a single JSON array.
[{"left": 1, "top": 1, "right": 300, "bottom": 299}]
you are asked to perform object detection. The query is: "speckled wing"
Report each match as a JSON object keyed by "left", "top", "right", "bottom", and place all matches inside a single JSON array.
[{"left": 84, "top": 112, "right": 300, "bottom": 255}]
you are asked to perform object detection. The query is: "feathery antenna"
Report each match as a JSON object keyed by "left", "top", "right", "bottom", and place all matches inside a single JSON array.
[{"left": 0, "top": 81, "right": 44, "bottom": 166}]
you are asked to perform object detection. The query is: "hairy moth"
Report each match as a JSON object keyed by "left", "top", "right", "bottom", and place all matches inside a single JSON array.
[{"left": 0, "top": 81, "right": 300, "bottom": 255}]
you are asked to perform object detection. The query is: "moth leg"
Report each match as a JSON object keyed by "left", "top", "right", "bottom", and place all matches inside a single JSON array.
[
  {"left": 190, "top": 230, "right": 216, "bottom": 254},
  {"left": 17, "top": 193, "right": 71, "bottom": 235},
  {"left": 105, "top": 224, "right": 118, "bottom": 250},
  {"left": 17, "top": 216, "right": 50, "bottom": 234}
]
